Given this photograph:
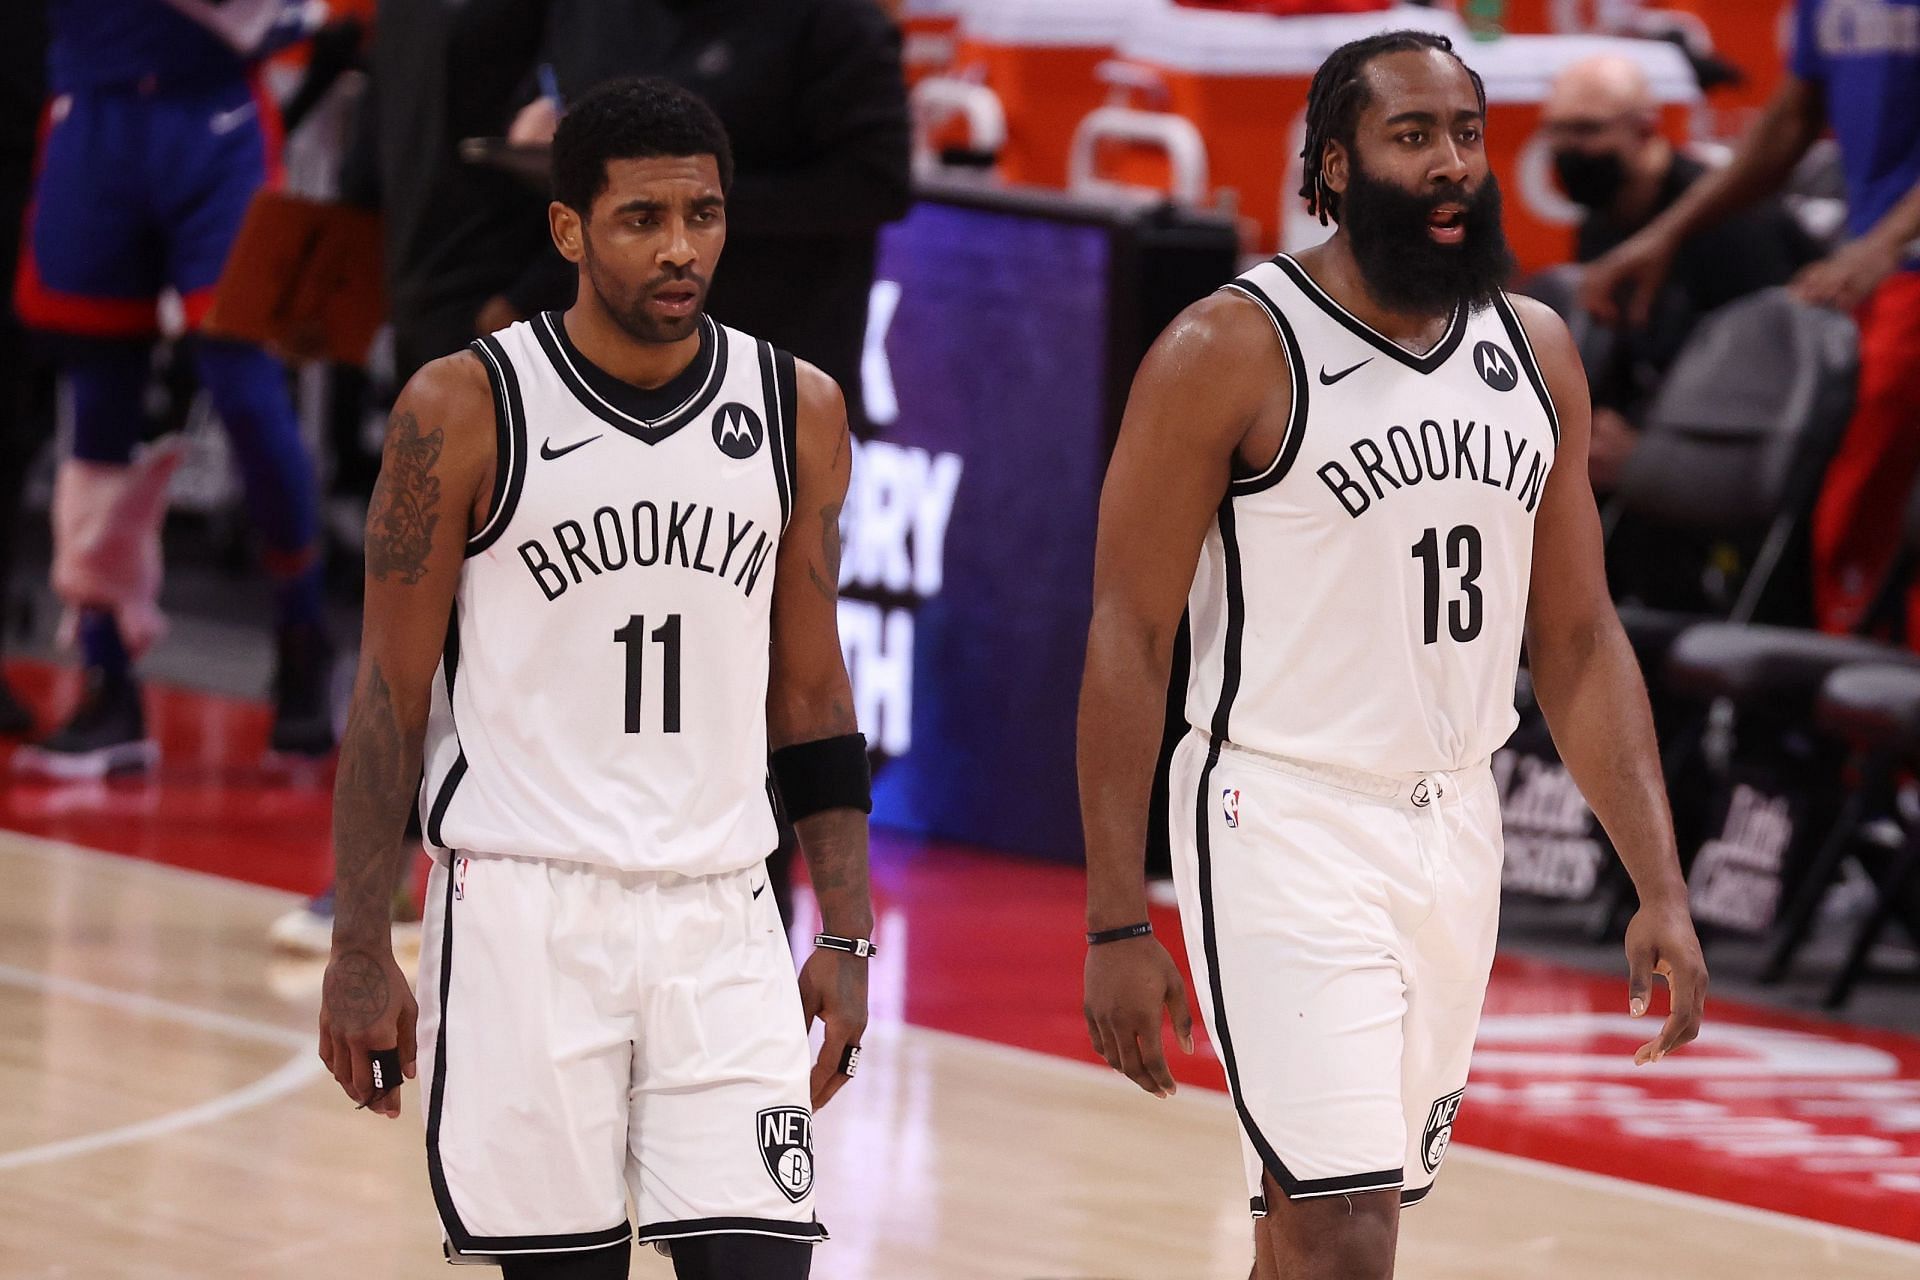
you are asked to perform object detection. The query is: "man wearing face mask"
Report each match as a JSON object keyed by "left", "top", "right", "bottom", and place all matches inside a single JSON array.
[{"left": 1544, "top": 55, "right": 1816, "bottom": 491}]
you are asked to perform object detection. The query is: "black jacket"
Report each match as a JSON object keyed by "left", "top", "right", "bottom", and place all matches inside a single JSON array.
[
  {"left": 1576, "top": 153, "right": 1819, "bottom": 415},
  {"left": 346, "top": 0, "right": 554, "bottom": 363}
]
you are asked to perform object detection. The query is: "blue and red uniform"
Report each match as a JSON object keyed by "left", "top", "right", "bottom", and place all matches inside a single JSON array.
[
  {"left": 1789, "top": 0, "right": 1920, "bottom": 635},
  {"left": 15, "top": 0, "right": 323, "bottom": 700},
  {"left": 20, "top": 0, "right": 289, "bottom": 335}
]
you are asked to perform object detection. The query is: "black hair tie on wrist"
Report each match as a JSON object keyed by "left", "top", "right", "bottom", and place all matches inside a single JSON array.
[{"left": 1086, "top": 921, "right": 1153, "bottom": 946}]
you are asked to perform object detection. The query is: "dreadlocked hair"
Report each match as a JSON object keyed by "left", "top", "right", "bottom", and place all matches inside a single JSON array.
[{"left": 1298, "top": 30, "right": 1487, "bottom": 226}]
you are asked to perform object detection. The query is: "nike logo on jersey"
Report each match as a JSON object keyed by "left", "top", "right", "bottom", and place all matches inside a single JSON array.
[
  {"left": 1319, "top": 358, "right": 1373, "bottom": 385},
  {"left": 751, "top": 880, "right": 767, "bottom": 899},
  {"left": 540, "top": 435, "right": 602, "bottom": 461},
  {"left": 208, "top": 103, "right": 258, "bottom": 136}
]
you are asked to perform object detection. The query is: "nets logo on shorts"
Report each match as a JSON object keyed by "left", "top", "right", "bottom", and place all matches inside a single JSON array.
[
  {"left": 713, "top": 402, "right": 765, "bottom": 460},
  {"left": 757, "top": 1106, "right": 815, "bottom": 1202},
  {"left": 1222, "top": 787, "right": 1241, "bottom": 829},
  {"left": 1422, "top": 1088, "right": 1465, "bottom": 1173}
]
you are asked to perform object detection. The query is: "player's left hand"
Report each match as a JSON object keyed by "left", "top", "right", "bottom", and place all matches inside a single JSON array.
[
  {"left": 1623, "top": 901, "right": 1708, "bottom": 1066},
  {"left": 1789, "top": 237, "right": 1903, "bottom": 313},
  {"left": 798, "top": 947, "right": 868, "bottom": 1111}
]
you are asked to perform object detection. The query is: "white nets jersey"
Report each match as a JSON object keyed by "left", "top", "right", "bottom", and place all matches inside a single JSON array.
[
  {"left": 420, "top": 312, "right": 798, "bottom": 875},
  {"left": 1185, "top": 255, "right": 1561, "bottom": 775}
]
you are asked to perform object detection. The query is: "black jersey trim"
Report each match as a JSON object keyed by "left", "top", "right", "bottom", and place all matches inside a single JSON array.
[
  {"left": 423, "top": 612, "right": 466, "bottom": 851},
  {"left": 1191, "top": 738, "right": 1407, "bottom": 1202},
  {"left": 634, "top": 1216, "right": 829, "bottom": 1244},
  {"left": 1190, "top": 505, "right": 1406, "bottom": 1202},
  {"left": 424, "top": 755, "right": 467, "bottom": 851},
  {"left": 466, "top": 337, "right": 528, "bottom": 557},
  {"left": 1271, "top": 254, "right": 1466, "bottom": 374},
  {"left": 759, "top": 341, "right": 798, "bottom": 531},
  {"left": 1491, "top": 291, "right": 1562, "bottom": 447},
  {"left": 1400, "top": 1183, "right": 1435, "bottom": 1208},
  {"left": 423, "top": 868, "right": 635, "bottom": 1259},
  {"left": 1217, "top": 281, "right": 1310, "bottom": 495},
  {"left": 1207, "top": 500, "right": 1245, "bottom": 744},
  {"left": 532, "top": 311, "right": 727, "bottom": 444}
]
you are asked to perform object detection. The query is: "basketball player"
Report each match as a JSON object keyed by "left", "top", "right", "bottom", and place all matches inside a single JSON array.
[
  {"left": 1079, "top": 32, "right": 1708, "bottom": 1278},
  {"left": 317, "top": 79, "right": 872, "bottom": 1279}
]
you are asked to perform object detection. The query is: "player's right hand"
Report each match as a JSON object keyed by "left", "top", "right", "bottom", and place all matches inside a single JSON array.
[
  {"left": 1083, "top": 936, "right": 1195, "bottom": 1098},
  {"left": 319, "top": 945, "right": 418, "bottom": 1118},
  {"left": 1578, "top": 228, "right": 1679, "bottom": 330}
]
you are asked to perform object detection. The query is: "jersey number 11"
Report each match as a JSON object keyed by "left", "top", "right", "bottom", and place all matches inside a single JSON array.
[{"left": 614, "top": 613, "right": 682, "bottom": 733}]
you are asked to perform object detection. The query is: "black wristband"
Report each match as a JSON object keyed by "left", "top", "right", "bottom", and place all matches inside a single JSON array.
[
  {"left": 771, "top": 733, "right": 873, "bottom": 822},
  {"left": 814, "top": 932, "right": 877, "bottom": 958},
  {"left": 1086, "top": 921, "right": 1153, "bottom": 946}
]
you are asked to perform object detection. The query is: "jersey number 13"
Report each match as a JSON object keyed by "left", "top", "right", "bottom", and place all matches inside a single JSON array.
[{"left": 1410, "top": 525, "right": 1484, "bottom": 644}]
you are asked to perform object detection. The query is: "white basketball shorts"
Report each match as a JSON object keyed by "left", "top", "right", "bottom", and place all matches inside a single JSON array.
[
  {"left": 416, "top": 850, "right": 825, "bottom": 1264},
  {"left": 1167, "top": 728, "right": 1503, "bottom": 1210}
]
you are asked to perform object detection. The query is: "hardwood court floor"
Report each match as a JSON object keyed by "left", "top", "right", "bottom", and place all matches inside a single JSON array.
[{"left": 6, "top": 832, "right": 1919, "bottom": 1279}]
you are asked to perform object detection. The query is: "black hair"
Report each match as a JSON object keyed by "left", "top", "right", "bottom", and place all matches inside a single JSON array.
[
  {"left": 1298, "top": 30, "right": 1487, "bottom": 226},
  {"left": 551, "top": 77, "right": 735, "bottom": 214}
]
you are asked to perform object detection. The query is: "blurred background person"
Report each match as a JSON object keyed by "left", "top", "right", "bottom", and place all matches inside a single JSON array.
[
  {"left": 505, "top": 0, "right": 912, "bottom": 438},
  {"left": 346, "top": 0, "right": 556, "bottom": 392},
  {"left": 1546, "top": 53, "right": 1818, "bottom": 493},
  {"left": 268, "top": 0, "right": 562, "bottom": 953},
  {"left": 0, "top": 0, "right": 49, "bottom": 735},
  {"left": 12, "top": 0, "right": 334, "bottom": 776},
  {"left": 1583, "top": 0, "right": 1920, "bottom": 638}
]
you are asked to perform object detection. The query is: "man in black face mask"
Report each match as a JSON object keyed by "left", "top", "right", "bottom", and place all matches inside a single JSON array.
[{"left": 1544, "top": 55, "right": 1816, "bottom": 490}]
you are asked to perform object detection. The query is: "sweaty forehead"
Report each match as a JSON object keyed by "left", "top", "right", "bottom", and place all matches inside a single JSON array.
[{"left": 1354, "top": 48, "right": 1481, "bottom": 125}]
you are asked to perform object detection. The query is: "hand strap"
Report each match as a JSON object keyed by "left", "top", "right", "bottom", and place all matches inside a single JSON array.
[
  {"left": 814, "top": 932, "right": 877, "bottom": 959},
  {"left": 1086, "top": 921, "right": 1153, "bottom": 946}
]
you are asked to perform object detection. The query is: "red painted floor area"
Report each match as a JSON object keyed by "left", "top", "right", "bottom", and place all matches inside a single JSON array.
[{"left": 5, "top": 658, "right": 1920, "bottom": 1243}]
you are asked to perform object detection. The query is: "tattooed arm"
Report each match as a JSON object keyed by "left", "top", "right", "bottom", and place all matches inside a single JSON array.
[
  {"left": 320, "top": 353, "right": 496, "bottom": 1118},
  {"left": 766, "top": 362, "right": 870, "bottom": 1110}
]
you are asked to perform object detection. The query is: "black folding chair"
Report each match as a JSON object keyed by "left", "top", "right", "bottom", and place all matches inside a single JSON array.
[
  {"left": 1583, "top": 290, "right": 1860, "bottom": 936},
  {"left": 1807, "top": 663, "right": 1920, "bottom": 1006},
  {"left": 1664, "top": 481, "right": 1920, "bottom": 991}
]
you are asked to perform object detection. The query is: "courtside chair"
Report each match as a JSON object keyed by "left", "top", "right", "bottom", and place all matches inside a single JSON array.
[{"left": 1806, "top": 663, "right": 1920, "bottom": 1007}]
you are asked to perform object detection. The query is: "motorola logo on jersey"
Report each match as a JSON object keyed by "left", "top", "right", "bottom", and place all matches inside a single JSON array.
[
  {"left": 757, "top": 1107, "right": 815, "bottom": 1203},
  {"left": 712, "top": 402, "right": 765, "bottom": 459},
  {"left": 1474, "top": 341, "right": 1519, "bottom": 392},
  {"left": 837, "top": 438, "right": 964, "bottom": 758}
]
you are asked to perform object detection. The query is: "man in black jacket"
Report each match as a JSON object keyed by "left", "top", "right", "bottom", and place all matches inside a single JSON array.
[
  {"left": 505, "top": 0, "right": 912, "bottom": 435},
  {"left": 1544, "top": 54, "right": 1818, "bottom": 489}
]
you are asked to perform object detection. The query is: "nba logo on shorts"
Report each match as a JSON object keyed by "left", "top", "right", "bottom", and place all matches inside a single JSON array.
[
  {"left": 1422, "top": 1088, "right": 1465, "bottom": 1173},
  {"left": 453, "top": 855, "right": 469, "bottom": 902},
  {"left": 757, "top": 1106, "right": 815, "bottom": 1202},
  {"left": 1222, "top": 788, "right": 1241, "bottom": 829}
]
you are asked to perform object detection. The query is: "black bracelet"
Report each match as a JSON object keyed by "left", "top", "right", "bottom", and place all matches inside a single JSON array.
[
  {"left": 1086, "top": 921, "right": 1153, "bottom": 946},
  {"left": 814, "top": 932, "right": 877, "bottom": 959}
]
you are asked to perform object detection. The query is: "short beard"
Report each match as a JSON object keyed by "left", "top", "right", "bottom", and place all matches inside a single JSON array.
[
  {"left": 1339, "top": 159, "right": 1514, "bottom": 316},
  {"left": 582, "top": 234, "right": 706, "bottom": 345}
]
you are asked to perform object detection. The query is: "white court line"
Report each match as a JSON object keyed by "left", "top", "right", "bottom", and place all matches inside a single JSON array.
[
  {"left": 0, "top": 1052, "right": 318, "bottom": 1172},
  {"left": 0, "top": 835, "right": 322, "bottom": 1172},
  {"left": 0, "top": 962, "right": 309, "bottom": 1050},
  {"left": 905, "top": 1023, "right": 1920, "bottom": 1260},
  {"left": 7, "top": 829, "right": 1920, "bottom": 1258}
]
